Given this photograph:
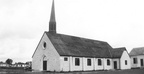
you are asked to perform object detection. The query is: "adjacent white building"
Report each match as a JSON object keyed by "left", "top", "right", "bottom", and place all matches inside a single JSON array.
[
  {"left": 111, "top": 47, "right": 131, "bottom": 70},
  {"left": 32, "top": 0, "right": 131, "bottom": 72},
  {"left": 129, "top": 47, "right": 144, "bottom": 68}
]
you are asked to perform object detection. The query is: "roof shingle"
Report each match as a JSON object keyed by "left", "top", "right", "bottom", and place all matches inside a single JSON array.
[
  {"left": 46, "top": 32, "right": 113, "bottom": 58},
  {"left": 111, "top": 47, "right": 126, "bottom": 58},
  {"left": 129, "top": 47, "right": 144, "bottom": 56}
]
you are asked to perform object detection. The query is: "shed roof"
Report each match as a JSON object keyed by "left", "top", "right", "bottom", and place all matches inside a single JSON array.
[
  {"left": 46, "top": 32, "right": 113, "bottom": 58},
  {"left": 129, "top": 47, "right": 144, "bottom": 56},
  {"left": 111, "top": 47, "right": 126, "bottom": 58}
]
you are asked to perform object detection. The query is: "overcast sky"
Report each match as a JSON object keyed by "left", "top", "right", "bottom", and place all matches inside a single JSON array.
[{"left": 0, "top": 0, "right": 144, "bottom": 62}]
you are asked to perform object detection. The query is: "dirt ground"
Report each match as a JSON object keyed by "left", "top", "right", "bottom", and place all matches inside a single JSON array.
[{"left": 0, "top": 68, "right": 144, "bottom": 74}]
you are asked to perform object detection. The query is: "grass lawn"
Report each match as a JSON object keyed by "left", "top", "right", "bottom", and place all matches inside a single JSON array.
[
  {"left": 0, "top": 68, "right": 144, "bottom": 74},
  {"left": 0, "top": 67, "right": 25, "bottom": 74},
  {"left": 88, "top": 68, "right": 144, "bottom": 74}
]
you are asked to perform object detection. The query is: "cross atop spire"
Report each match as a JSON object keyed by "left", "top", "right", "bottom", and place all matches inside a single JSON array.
[{"left": 49, "top": 0, "right": 56, "bottom": 34}]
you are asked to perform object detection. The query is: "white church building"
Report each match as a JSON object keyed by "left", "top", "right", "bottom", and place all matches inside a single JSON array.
[{"left": 32, "top": 0, "right": 131, "bottom": 72}]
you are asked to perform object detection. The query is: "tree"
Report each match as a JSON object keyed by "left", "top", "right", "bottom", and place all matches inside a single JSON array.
[{"left": 5, "top": 58, "right": 13, "bottom": 65}]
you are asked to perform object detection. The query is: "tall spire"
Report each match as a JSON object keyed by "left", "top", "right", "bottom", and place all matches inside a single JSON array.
[{"left": 49, "top": 0, "right": 56, "bottom": 33}]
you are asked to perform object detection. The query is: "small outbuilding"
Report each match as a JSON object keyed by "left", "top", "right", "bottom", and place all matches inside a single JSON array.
[
  {"left": 111, "top": 47, "right": 131, "bottom": 70},
  {"left": 129, "top": 47, "right": 144, "bottom": 68}
]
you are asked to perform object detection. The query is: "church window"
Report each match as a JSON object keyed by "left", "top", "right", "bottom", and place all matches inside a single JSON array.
[
  {"left": 87, "top": 59, "right": 91, "bottom": 66},
  {"left": 98, "top": 59, "right": 102, "bottom": 66},
  {"left": 107, "top": 59, "right": 110, "bottom": 65},
  {"left": 125, "top": 60, "right": 127, "bottom": 65},
  {"left": 43, "top": 42, "right": 47, "bottom": 49},
  {"left": 64, "top": 57, "right": 68, "bottom": 61},
  {"left": 133, "top": 58, "right": 137, "bottom": 64},
  {"left": 75, "top": 58, "right": 80, "bottom": 66}
]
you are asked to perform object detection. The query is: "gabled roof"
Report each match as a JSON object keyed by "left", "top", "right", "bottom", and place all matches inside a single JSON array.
[
  {"left": 111, "top": 47, "right": 126, "bottom": 58},
  {"left": 46, "top": 32, "right": 113, "bottom": 58},
  {"left": 129, "top": 47, "right": 144, "bottom": 56}
]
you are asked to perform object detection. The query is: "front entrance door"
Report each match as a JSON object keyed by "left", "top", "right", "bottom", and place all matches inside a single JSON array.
[
  {"left": 43, "top": 61, "right": 47, "bottom": 70},
  {"left": 140, "top": 59, "right": 143, "bottom": 67},
  {"left": 114, "top": 61, "right": 117, "bottom": 69}
]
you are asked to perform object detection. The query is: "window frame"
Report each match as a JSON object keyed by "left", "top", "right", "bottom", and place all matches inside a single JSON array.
[
  {"left": 64, "top": 57, "right": 68, "bottom": 61},
  {"left": 125, "top": 60, "right": 127, "bottom": 65},
  {"left": 107, "top": 59, "right": 110, "bottom": 65},
  {"left": 98, "top": 59, "right": 102, "bottom": 66},
  {"left": 75, "top": 58, "right": 80, "bottom": 66},
  {"left": 43, "top": 42, "right": 47, "bottom": 49},
  {"left": 133, "top": 58, "right": 137, "bottom": 64},
  {"left": 87, "top": 59, "right": 91, "bottom": 66}
]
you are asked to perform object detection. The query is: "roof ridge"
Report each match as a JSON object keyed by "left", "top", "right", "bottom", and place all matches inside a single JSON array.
[
  {"left": 47, "top": 32, "right": 107, "bottom": 43},
  {"left": 133, "top": 47, "right": 144, "bottom": 49},
  {"left": 114, "top": 47, "right": 126, "bottom": 49}
]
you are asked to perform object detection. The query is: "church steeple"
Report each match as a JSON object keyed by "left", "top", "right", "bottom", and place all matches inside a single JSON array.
[{"left": 49, "top": 0, "right": 56, "bottom": 34}]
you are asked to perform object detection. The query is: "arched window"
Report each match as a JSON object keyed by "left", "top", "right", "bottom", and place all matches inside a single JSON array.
[
  {"left": 125, "top": 60, "right": 127, "bottom": 65},
  {"left": 43, "top": 55, "right": 46, "bottom": 60},
  {"left": 98, "top": 59, "right": 102, "bottom": 66},
  {"left": 107, "top": 59, "right": 110, "bottom": 65},
  {"left": 42, "top": 55, "right": 47, "bottom": 70}
]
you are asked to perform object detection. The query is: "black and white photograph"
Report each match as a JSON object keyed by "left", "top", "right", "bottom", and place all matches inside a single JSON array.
[{"left": 0, "top": 0, "right": 144, "bottom": 74}]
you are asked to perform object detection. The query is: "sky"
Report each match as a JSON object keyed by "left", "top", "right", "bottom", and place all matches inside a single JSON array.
[{"left": 0, "top": 0, "right": 144, "bottom": 62}]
